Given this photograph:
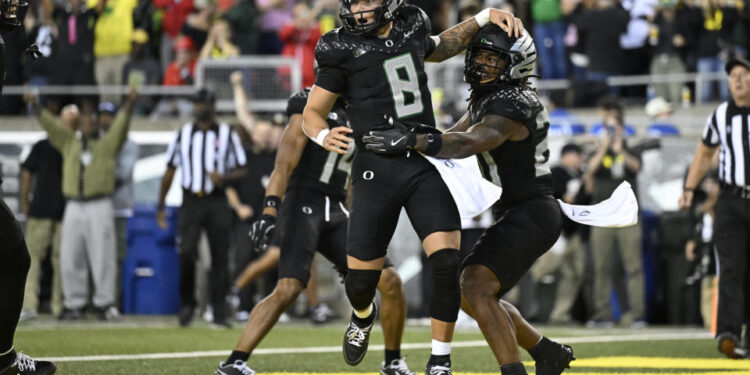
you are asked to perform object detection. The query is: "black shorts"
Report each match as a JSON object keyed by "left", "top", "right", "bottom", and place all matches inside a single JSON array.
[
  {"left": 463, "top": 195, "right": 562, "bottom": 298},
  {"left": 348, "top": 151, "right": 461, "bottom": 261},
  {"left": 276, "top": 187, "right": 392, "bottom": 286}
]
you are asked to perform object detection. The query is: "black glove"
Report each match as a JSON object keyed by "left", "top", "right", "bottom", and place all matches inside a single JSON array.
[
  {"left": 24, "top": 44, "right": 43, "bottom": 60},
  {"left": 248, "top": 214, "right": 276, "bottom": 253},
  {"left": 362, "top": 116, "right": 416, "bottom": 155}
]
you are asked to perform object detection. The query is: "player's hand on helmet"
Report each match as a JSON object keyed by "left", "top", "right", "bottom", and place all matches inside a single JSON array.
[
  {"left": 362, "top": 116, "right": 416, "bottom": 155},
  {"left": 249, "top": 214, "right": 276, "bottom": 253},
  {"left": 489, "top": 9, "right": 524, "bottom": 37},
  {"left": 322, "top": 126, "right": 353, "bottom": 155}
]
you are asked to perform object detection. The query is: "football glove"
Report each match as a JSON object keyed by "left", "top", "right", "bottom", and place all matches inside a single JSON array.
[
  {"left": 24, "top": 44, "right": 42, "bottom": 60},
  {"left": 362, "top": 116, "right": 416, "bottom": 155},
  {"left": 249, "top": 214, "right": 276, "bottom": 253}
]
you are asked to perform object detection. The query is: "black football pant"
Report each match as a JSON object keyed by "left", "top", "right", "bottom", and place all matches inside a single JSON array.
[
  {"left": 0, "top": 199, "right": 31, "bottom": 353},
  {"left": 714, "top": 192, "right": 750, "bottom": 341},
  {"left": 178, "top": 193, "right": 231, "bottom": 322}
]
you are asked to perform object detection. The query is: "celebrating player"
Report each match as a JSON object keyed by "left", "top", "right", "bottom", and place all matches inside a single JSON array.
[
  {"left": 215, "top": 84, "right": 413, "bottom": 375},
  {"left": 302, "top": 0, "right": 522, "bottom": 373},
  {"left": 362, "top": 25, "right": 576, "bottom": 375}
]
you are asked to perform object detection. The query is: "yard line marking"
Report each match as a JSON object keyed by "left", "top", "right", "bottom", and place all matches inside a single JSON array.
[
  {"left": 573, "top": 357, "right": 750, "bottom": 370},
  {"left": 38, "top": 331, "right": 713, "bottom": 363}
]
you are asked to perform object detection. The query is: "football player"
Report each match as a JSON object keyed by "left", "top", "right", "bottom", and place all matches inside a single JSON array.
[
  {"left": 302, "top": 0, "right": 522, "bottom": 373},
  {"left": 215, "top": 84, "right": 413, "bottom": 375},
  {"left": 0, "top": 1, "right": 56, "bottom": 373},
  {"left": 362, "top": 25, "right": 576, "bottom": 375}
]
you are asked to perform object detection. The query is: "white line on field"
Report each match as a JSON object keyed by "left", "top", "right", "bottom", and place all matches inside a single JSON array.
[{"left": 38, "top": 331, "right": 713, "bottom": 363}]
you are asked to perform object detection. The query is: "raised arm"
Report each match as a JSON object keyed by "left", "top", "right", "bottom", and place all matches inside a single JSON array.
[
  {"left": 426, "top": 8, "right": 523, "bottom": 62},
  {"left": 302, "top": 85, "right": 352, "bottom": 155},
  {"left": 27, "top": 94, "right": 73, "bottom": 151},
  {"left": 102, "top": 87, "right": 137, "bottom": 153},
  {"left": 231, "top": 71, "right": 255, "bottom": 131}
]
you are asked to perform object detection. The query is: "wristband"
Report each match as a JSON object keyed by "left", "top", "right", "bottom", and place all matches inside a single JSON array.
[
  {"left": 312, "top": 128, "right": 330, "bottom": 147},
  {"left": 424, "top": 133, "right": 443, "bottom": 156},
  {"left": 475, "top": 8, "right": 491, "bottom": 27},
  {"left": 263, "top": 195, "right": 282, "bottom": 209}
]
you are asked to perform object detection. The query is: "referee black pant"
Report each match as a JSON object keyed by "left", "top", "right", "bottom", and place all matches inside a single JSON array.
[
  {"left": 178, "top": 193, "right": 231, "bottom": 322},
  {"left": 0, "top": 199, "right": 31, "bottom": 352},
  {"left": 714, "top": 192, "right": 750, "bottom": 339}
]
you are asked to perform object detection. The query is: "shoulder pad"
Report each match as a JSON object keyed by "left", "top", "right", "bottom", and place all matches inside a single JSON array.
[
  {"left": 315, "top": 28, "right": 353, "bottom": 67},
  {"left": 480, "top": 86, "right": 542, "bottom": 123}
]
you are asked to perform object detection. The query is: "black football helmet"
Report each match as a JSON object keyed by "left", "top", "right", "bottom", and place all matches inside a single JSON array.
[
  {"left": 464, "top": 24, "right": 537, "bottom": 89},
  {"left": 0, "top": 0, "right": 28, "bottom": 31},
  {"left": 339, "top": 0, "right": 403, "bottom": 36}
]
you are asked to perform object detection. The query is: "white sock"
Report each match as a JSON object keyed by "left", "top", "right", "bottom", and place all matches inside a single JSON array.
[
  {"left": 353, "top": 303, "right": 373, "bottom": 319},
  {"left": 431, "top": 339, "right": 451, "bottom": 356}
]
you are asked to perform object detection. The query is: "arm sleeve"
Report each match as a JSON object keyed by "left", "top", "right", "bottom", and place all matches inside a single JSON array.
[
  {"left": 38, "top": 109, "right": 73, "bottom": 151},
  {"left": 313, "top": 34, "right": 348, "bottom": 94},
  {"left": 165, "top": 129, "right": 182, "bottom": 168},
  {"left": 702, "top": 110, "right": 720, "bottom": 147}
]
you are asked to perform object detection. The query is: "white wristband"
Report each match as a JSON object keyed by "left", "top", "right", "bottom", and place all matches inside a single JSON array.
[
  {"left": 475, "top": 8, "right": 491, "bottom": 27},
  {"left": 312, "top": 128, "right": 330, "bottom": 147}
]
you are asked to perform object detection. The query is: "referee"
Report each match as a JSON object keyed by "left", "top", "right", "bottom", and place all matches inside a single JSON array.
[
  {"left": 680, "top": 55, "right": 750, "bottom": 359},
  {"left": 156, "top": 89, "right": 247, "bottom": 328}
]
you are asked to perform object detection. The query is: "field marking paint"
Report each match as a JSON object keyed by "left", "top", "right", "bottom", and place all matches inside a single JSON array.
[
  {"left": 248, "top": 372, "right": 748, "bottom": 375},
  {"left": 38, "top": 332, "right": 713, "bottom": 363},
  {"left": 573, "top": 357, "right": 750, "bottom": 370}
]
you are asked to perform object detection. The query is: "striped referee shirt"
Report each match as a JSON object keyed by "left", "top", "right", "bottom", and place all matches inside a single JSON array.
[
  {"left": 166, "top": 122, "right": 247, "bottom": 194},
  {"left": 702, "top": 100, "right": 750, "bottom": 187}
]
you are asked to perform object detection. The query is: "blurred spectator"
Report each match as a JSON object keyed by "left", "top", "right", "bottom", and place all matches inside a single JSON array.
[
  {"left": 50, "top": 0, "right": 106, "bottom": 111},
  {"left": 24, "top": 0, "right": 57, "bottom": 109},
  {"left": 98, "top": 101, "right": 138, "bottom": 311},
  {"left": 223, "top": 0, "right": 260, "bottom": 54},
  {"left": 584, "top": 98, "right": 644, "bottom": 327},
  {"left": 156, "top": 89, "right": 247, "bottom": 328},
  {"left": 648, "top": 0, "right": 690, "bottom": 104},
  {"left": 181, "top": 0, "right": 215, "bottom": 52},
  {"left": 26, "top": 88, "right": 137, "bottom": 321},
  {"left": 122, "top": 29, "right": 160, "bottom": 114},
  {"left": 562, "top": 0, "right": 596, "bottom": 81},
  {"left": 694, "top": 0, "right": 739, "bottom": 102},
  {"left": 278, "top": 0, "right": 327, "bottom": 88},
  {"left": 199, "top": 19, "right": 240, "bottom": 60},
  {"left": 18, "top": 105, "right": 76, "bottom": 321},
  {"left": 408, "top": 0, "right": 451, "bottom": 33},
  {"left": 531, "top": 0, "right": 568, "bottom": 79},
  {"left": 457, "top": 0, "right": 482, "bottom": 21},
  {"left": 256, "top": 0, "right": 294, "bottom": 55},
  {"left": 575, "top": 0, "right": 630, "bottom": 93},
  {"left": 153, "top": 0, "right": 194, "bottom": 73},
  {"left": 619, "top": 0, "right": 658, "bottom": 96},
  {"left": 89, "top": 0, "right": 137, "bottom": 103},
  {"left": 152, "top": 35, "right": 197, "bottom": 118},
  {"left": 546, "top": 143, "right": 589, "bottom": 324}
]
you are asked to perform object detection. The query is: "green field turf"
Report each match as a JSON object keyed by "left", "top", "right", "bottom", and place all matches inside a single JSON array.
[{"left": 12, "top": 317, "right": 745, "bottom": 375}]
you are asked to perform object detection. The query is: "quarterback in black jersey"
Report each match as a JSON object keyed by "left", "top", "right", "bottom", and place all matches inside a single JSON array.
[
  {"left": 0, "top": 1, "right": 56, "bottom": 374},
  {"left": 364, "top": 25, "right": 575, "bottom": 375},
  {"left": 215, "top": 88, "right": 413, "bottom": 375}
]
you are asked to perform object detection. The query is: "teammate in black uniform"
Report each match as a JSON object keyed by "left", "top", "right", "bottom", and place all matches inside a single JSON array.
[
  {"left": 363, "top": 25, "right": 575, "bottom": 375},
  {"left": 302, "top": 1, "right": 522, "bottom": 373},
  {"left": 0, "top": 1, "right": 56, "bottom": 374},
  {"left": 214, "top": 89, "right": 413, "bottom": 375}
]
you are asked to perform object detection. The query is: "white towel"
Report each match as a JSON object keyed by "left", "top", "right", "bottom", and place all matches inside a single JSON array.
[
  {"left": 422, "top": 154, "right": 503, "bottom": 219},
  {"left": 557, "top": 181, "right": 639, "bottom": 228}
]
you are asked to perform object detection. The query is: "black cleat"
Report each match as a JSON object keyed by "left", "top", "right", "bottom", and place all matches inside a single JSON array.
[
  {"left": 343, "top": 304, "right": 377, "bottom": 366},
  {"left": 381, "top": 358, "right": 416, "bottom": 375},
  {"left": 535, "top": 343, "right": 575, "bottom": 375},
  {"left": 214, "top": 360, "right": 255, "bottom": 375},
  {"left": 0, "top": 352, "right": 56, "bottom": 375},
  {"left": 425, "top": 362, "right": 451, "bottom": 375}
]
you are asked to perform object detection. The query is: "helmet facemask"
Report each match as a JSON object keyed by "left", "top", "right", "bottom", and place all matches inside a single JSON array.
[
  {"left": 0, "top": 0, "right": 28, "bottom": 31},
  {"left": 339, "top": 0, "right": 401, "bottom": 37},
  {"left": 464, "top": 44, "right": 523, "bottom": 90}
]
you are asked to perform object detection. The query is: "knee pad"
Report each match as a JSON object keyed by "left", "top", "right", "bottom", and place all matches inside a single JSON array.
[
  {"left": 345, "top": 269, "right": 382, "bottom": 310},
  {"left": 429, "top": 249, "right": 461, "bottom": 322}
]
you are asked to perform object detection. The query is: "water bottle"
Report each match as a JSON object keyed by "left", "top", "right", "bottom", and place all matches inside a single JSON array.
[{"left": 681, "top": 86, "right": 691, "bottom": 108}]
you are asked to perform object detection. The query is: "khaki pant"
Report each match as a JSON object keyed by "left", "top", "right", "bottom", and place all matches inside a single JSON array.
[
  {"left": 23, "top": 218, "right": 63, "bottom": 315},
  {"left": 591, "top": 225, "right": 644, "bottom": 322},
  {"left": 650, "top": 53, "right": 686, "bottom": 104},
  {"left": 95, "top": 54, "right": 129, "bottom": 103},
  {"left": 549, "top": 234, "right": 586, "bottom": 323},
  {"left": 60, "top": 198, "right": 116, "bottom": 309}
]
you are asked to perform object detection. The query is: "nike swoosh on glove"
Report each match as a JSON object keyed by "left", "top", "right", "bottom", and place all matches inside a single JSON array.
[
  {"left": 248, "top": 214, "right": 276, "bottom": 253},
  {"left": 362, "top": 116, "right": 416, "bottom": 155}
]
